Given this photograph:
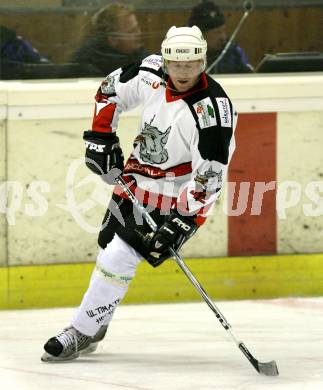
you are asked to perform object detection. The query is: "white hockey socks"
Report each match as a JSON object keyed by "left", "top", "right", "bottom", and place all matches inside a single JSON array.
[{"left": 71, "top": 234, "right": 142, "bottom": 336}]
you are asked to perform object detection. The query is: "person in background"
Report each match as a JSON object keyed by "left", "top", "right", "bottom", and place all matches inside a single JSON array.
[
  {"left": 72, "top": 3, "right": 149, "bottom": 77},
  {"left": 0, "top": 25, "right": 48, "bottom": 64},
  {"left": 188, "top": 0, "right": 253, "bottom": 73},
  {"left": 0, "top": 25, "right": 48, "bottom": 79}
]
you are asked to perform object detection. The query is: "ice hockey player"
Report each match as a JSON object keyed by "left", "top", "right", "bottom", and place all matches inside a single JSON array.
[{"left": 41, "top": 25, "right": 237, "bottom": 362}]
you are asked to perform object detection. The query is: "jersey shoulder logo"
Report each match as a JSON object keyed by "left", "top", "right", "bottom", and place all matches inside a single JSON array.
[
  {"left": 101, "top": 73, "right": 118, "bottom": 95},
  {"left": 193, "top": 97, "right": 217, "bottom": 129}
]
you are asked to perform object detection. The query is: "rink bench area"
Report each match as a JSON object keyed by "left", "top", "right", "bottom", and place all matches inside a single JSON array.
[
  {"left": 1, "top": 253, "right": 323, "bottom": 309},
  {"left": 1, "top": 73, "right": 323, "bottom": 309}
]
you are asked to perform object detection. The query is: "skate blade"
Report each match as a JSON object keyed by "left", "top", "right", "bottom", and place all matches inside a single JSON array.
[{"left": 41, "top": 351, "right": 80, "bottom": 362}]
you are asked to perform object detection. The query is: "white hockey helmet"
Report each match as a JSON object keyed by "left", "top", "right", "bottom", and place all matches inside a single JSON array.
[{"left": 161, "top": 25, "right": 207, "bottom": 71}]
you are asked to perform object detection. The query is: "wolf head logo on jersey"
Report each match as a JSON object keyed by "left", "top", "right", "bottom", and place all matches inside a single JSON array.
[
  {"left": 195, "top": 167, "right": 223, "bottom": 193},
  {"left": 135, "top": 118, "right": 171, "bottom": 164}
]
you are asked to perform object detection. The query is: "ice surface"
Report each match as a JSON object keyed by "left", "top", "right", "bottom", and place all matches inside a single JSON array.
[{"left": 0, "top": 298, "right": 323, "bottom": 390}]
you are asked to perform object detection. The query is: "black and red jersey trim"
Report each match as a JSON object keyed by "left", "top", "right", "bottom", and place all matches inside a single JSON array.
[{"left": 113, "top": 175, "right": 207, "bottom": 226}]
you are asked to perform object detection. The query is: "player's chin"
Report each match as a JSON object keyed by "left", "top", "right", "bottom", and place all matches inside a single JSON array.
[{"left": 174, "top": 80, "right": 193, "bottom": 92}]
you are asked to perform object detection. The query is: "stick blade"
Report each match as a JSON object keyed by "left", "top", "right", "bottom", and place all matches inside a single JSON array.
[{"left": 257, "top": 360, "right": 279, "bottom": 376}]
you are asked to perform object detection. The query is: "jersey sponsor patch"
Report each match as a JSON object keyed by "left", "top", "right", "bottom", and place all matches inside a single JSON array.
[
  {"left": 216, "top": 97, "right": 232, "bottom": 128},
  {"left": 140, "top": 75, "right": 160, "bottom": 89},
  {"left": 141, "top": 55, "right": 163, "bottom": 70},
  {"left": 124, "top": 157, "right": 192, "bottom": 178},
  {"left": 193, "top": 98, "right": 217, "bottom": 129}
]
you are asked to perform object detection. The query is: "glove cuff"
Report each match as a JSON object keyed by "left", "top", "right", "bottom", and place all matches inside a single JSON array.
[{"left": 83, "top": 130, "right": 118, "bottom": 141}]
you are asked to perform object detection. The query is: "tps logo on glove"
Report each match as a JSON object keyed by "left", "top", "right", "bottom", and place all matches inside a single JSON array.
[{"left": 84, "top": 141, "right": 106, "bottom": 153}]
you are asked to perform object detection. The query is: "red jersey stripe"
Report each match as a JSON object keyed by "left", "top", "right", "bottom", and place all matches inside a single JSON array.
[
  {"left": 124, "top": 157, "right": 192, "bottom": 178},
  {"left": 92, "top": 101, "right": 116, "bottom": 133},
  {"left": 113, "top": 175, "right": 177, "bottom": 211}
]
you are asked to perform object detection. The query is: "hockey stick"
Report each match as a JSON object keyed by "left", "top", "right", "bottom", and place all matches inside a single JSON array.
[{"left": 115, "top": 176, "right": 279, "bottom": 376}]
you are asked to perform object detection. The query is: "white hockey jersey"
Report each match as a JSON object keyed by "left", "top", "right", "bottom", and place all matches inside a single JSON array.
[{"left": 91, "top": 54, "right": 237, "bottom": 226}]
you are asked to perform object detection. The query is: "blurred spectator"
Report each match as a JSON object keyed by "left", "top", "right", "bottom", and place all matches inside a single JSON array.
[
  {"left": 188, "top": 1, "right": 253, "bottom": 73},
  {"left": 0, "top": 25, "right": 48, "bottom": 64},
  {"left": 0, "top": 25, "right": 48, "bottom": 79},
  {"left": 72, "top": 3, "right": 149, "bottom": 77}
]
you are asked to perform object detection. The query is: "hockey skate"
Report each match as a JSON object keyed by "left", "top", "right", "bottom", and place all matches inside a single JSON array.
[
  {"left": 81, "top": 324, "right": 108, "bottom": 355},
  {"left": 41, "top": 325, "right": 107, "bottom": 362}
]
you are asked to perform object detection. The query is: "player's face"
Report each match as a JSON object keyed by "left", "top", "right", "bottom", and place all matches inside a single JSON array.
[{"left": 167, "top": 60, "right": 203, "bottom": 92}]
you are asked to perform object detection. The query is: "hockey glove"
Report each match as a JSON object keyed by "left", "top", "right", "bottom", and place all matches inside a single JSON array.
[
  {"left": 83, "top": 131, "right": 124, "bottom": 184},
  {"left": 147, "top": 210, "right": 198, "bottom": 267}
]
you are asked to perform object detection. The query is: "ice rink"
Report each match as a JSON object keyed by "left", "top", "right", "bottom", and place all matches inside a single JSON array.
[{"left": 0, "top": 297, "right": 322, "bottom": 390}]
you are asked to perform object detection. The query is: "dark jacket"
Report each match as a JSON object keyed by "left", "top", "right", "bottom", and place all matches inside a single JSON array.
[
  {"left": 0, "top": 25, "right": 49, "bottom": 79},
  {"left": 0, "top": 25, "right": 48, "bottom": 64},
  {"left": 71, "top": 36, "right": 150, "bottom": 77},
  {"left": 207, "top": 42, "right": 253, "bottom": 74}
]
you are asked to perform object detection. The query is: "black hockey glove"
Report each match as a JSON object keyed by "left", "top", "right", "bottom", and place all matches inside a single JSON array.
[
  {"left": 147, "top": 210, "right": 198, "bottom": 267},
  {"left": 83, "top": 130, "right": 124, "bottom": 184}
]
